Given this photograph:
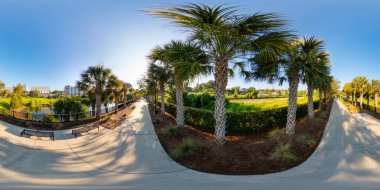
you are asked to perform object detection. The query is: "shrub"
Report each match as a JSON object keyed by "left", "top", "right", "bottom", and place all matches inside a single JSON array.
[
  {"left": 10, "top": 93, "right": 23, "bottom": 109},
  {"left": 268, "top": 128, "right": 285, "bottom": 139},
  {"left": 171, "top": 139, "right": 200, "bottom": 159},
  {"left": 297, "top": 134, "right": 316, "bottom": 147},
  {"left": 269, "top": 143, "right": 298, "bottom": 162},
  {"left": 164, "top": 101, "right": 318, "bottom": 133},
  {"left": 44, "top": 114, "right": 57, "bottom": 123},
  {"left": 162, "top": 126, "right": 179, "bottom": 137}
]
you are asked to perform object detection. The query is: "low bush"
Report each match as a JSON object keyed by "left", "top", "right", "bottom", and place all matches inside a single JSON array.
[
  {"left": 268, "top": 128, "right": 285, "bottom": 139},
  {"left": 162, "top": 126, "right": 179, "bottom": 137},
  {"left": 297, "top": 134, "right": 316, "bottom": 147},
  {"left": 269, "top": 143, "right": 298, "bottom": 162},
  {"left": 164, "top": 101, "right": 319, "bottom": 133},
  {"left": 171, "top": 139, "right": 200, "bottom": 159}
]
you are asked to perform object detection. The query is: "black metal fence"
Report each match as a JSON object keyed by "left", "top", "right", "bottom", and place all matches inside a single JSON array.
[{"left": 0, "top": 100, "right": 136, "bottom": 123}]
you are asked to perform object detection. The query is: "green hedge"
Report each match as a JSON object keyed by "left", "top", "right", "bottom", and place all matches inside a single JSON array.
[{"left": 164, "top": 101, "right": 319, "bottom": 133}]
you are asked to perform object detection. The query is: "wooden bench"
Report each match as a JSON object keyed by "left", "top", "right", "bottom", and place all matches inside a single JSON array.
[
  {"left": 20, "top": 129, "right": 55, "bottom": 141},
  {"left": 72, "top": 124, "right": 99, "bottom": 138}
]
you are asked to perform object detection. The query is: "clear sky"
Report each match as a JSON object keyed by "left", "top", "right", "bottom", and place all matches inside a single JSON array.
[{"left": 0, "top": 0, "right": 379, "bottom": 91}]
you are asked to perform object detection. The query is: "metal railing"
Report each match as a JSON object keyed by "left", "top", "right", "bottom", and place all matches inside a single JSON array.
[{"left": 0, "top": 99, "right": 136, "bottom": 123}]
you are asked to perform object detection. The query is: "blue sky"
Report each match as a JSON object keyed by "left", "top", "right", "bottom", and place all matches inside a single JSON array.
[{"left": 0, "top": 0, "right": 379, "bottom": 90}]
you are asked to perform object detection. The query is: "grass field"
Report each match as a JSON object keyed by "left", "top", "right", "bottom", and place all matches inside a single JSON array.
[
  {"left": 0, "top": 97, "right": 56, "bottom": 110},
  {"left": 225, "top": 97, "right": 314, "bottom": 112}
]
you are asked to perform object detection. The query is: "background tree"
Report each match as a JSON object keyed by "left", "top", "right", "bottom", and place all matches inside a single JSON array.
[
  {"left": 13, "top": 84, "right": 24, "bottom": 96},
  {"left": 10, "top": 93, "right": 23, "bottom": 109},
  {"left": 151, "top": 4, "right": 291, "bottom": 143},
  {"left": 372, "top": 80, "right": 380, "bottom": 112},
  {"left": 147, "top": 63, "right": 171, "bottom": 113},
  {"left": 78, "top": 65, "right": 112, "bottom": 119},
  {"left": 352, "top": 76, "right": 369, "bottom": 109},
  {"left": 108, "top": 75, "right": 124, "bottom": 113},
  {"left": 0, "top": 81, "right": 4, "bottom": 97}
]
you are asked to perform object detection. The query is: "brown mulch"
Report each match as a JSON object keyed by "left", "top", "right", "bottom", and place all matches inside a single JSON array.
[
  {"left": 100, "top": 104, "right": 136, "bottom": 130},
  {"left": 150, "top": 102, "right": 332, "bottom": 175}
]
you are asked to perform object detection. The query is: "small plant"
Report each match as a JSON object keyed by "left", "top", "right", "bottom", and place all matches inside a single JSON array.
[
  {"left": 269, "top": 143, "right": 298, "bottom": 162},
  {"left": 44, "top": 114, "right": 57, "bottom": 123},
  {"left": 162, "top": 126, "right": 179, "bottom": 137},
  {"left": 153, "top": 118, "right": 160, "bottom": 124},
  {"left": 268, "top": 128, "right": 285, "bottom": 139},
  {"left": 297, "top": 134, "right": 316, "bottom": 147},
  {"left": 171, "top": 139, "right": 200, "bottom": 159}
]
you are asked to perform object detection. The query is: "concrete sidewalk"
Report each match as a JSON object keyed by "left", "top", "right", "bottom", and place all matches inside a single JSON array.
[{"left": 0, "top": 99, "right": 379, "bottom": 189}]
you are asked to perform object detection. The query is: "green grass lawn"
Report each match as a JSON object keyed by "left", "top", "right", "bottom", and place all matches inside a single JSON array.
[
  {"left": 226, "top": 97, "right": 312, "bottom": 112},
  {"left": 0, "top": 97, "right": 56, "bottom": 110}
]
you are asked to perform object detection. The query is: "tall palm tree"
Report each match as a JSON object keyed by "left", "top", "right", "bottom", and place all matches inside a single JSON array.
[
  {"left": 150, "top": 4, "right": 291, "bottom": 143},
  {"left": 148, "top": 40, "right": 210, "bottom": 128},
  {"left": 352, "top": 76, "right": 369, "bottom": 109},
  {"left": 108, "top": 75, "right": 124, "bottom": 113},
  {"left": 350, "top": 81, "right": 358, "bottom": 106},
  {"left": 122, "top": 82, "right": 132, "bottom": 106},
  {"left": 372, "top": 80, "right": 380, "bottom": 112},
  {"left": 76, "top": 80, "right": 96, "bottom": 116},
  {"left": 342, "top": 82, "right": 353, "bottom": 101},
  {"left": 79, "top": 65, "right": 112, "bottom": 119},
  {"left": 147, "top": 63, "right": 171, "bottom": 114},
  {"left": 299, "top": 37, "right": 330, "bottom": 118}
]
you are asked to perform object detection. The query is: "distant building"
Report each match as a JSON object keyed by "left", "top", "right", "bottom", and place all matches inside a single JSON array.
[
  {"left": 64, "top": 85, "right": 83, "bottom": 96},
  {"left": 22, "top": 84, "right": 30, "bottom": 92},
  {"left": 31, "top": 86, "right": 50, "bottom": 97}
]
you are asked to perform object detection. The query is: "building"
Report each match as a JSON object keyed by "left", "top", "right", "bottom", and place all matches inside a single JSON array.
[
  {"left": 31, "top": 86, "right": 50, "bottom": 97},
  {"left": 64, "top": 85, "right": 83, "bottom": 96},
  {"left": 22, "top": 84, "right": 30, "bottom": 92}
]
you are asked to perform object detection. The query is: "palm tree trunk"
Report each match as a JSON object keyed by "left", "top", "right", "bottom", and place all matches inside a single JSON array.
[
  {"left": 159, "top": 82, "right": 165, "bottom": 114},
  {"left": 95, "top": 93, "right": 101, "bottom": 119},
  {"left": 353, "top": 91, "right": 357, "bottom": 106},
  {"left": 360, "top": 93, "right": 363, "bottom": 109},
  {"left": 104, "top": 102, "right": 108, "bottom": 113},
  {"left": 323, "top": 91, "right": 327, "bottom": 111},
  {"left": 307, "top": 82, "right": 314, "bottom": 118},
  {"left": 367, "top": 94, "right": 370, "bottom": 109},
  {"left": 375, "top": 93, "right": 378, "bottom": 112},
  {"left": 175, "top": 78, "right": 184, "bottom": 127},
  {"left": 318, "top": 90, "right": 322, "bottom": 111},
  {"left": 115, "top": 93, "right": 119, "bottom": 113},
  {"left": 214, "top": 60, "right": 228, "bottom": 144},
  {"left": 286, "top": 76, "right": 299, "bottom": 135},
  {"left": 124, "top": 91, "right": 127, "bottom": 107}
]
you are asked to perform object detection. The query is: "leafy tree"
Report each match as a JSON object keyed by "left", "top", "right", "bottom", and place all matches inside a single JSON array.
[
  {"left": 54, "top": 97, "right": 88, "bottom": 120},
  {"left": 29, "top": 90, "right": 40, "bottom": 97},
  {"left": 150, "top": 4, "right": 291, "bottom": 143},
  {"left": 10, "top": 93, "right": 23, "bottom": 109},
  {"left": 13, "top": 84, "right": 24, "bottom": 96}
]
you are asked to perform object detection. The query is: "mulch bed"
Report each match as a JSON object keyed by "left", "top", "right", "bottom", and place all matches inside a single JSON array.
[{"left": 150, "top": 102, "right": 332, "bottom": 175}]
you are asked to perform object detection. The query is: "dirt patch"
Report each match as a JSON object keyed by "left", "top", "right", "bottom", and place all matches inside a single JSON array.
[{"left": 151, "top": 102, "right": 332, "bottom": 175}]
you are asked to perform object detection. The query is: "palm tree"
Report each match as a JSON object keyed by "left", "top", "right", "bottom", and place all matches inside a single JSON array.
[
  {"left": 299, "top": 37, "right": 330, "bottom": 118},
  {"left": 372, "top": 80, "right": 380, "bottom": 112},
  {"left": 76, "top": 80, "right": 96, "bottom": 116},
  {"left": 147, "top": 63, "right": 171, "bottom": 114},
  {"left": 122, "top": 82, "right": 132, "bottom": 106},
  {"left": 350, "top": 81, "right": 358, "bottom": 106},
  {"left": 148, "top": 40, "right": 210, "bottom": 128},
  {"left": 108, "top": 75, "right": 124, "bottom": 113},
  {"left": 342, "top": 82, "right": 353, "bottom": 101},
  {"left": 150, "top": 4, "right": 291, "bottom": 143},
  {"left": 79, "top": 65, "right": 112, "bottom": 119},
  {"left": 0, "top": 80, "right": 5, "bottom": 97},
  {"left": 352, "top": 76, "right": 369, "bottom": 109}
]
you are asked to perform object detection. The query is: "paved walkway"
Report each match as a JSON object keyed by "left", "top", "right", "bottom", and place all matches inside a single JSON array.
[{"left": 0, "top": 99, "right": 379, "bottom": 189}]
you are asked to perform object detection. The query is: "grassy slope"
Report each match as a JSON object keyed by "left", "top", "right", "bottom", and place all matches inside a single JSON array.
[
  {"left": 226, "top": 97, "right": 311, "bottom": 112},
  {"left": 0, "top": 97, "right": 56, "bottom": 110}
]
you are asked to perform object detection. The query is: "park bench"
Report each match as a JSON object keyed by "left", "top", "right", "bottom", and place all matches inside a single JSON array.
[
  {"left": 72, "top": 124, "right": 99, "bottom": 138},
  {"left": 20, "top": 129, "right": 55, "bottom": 141}
]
